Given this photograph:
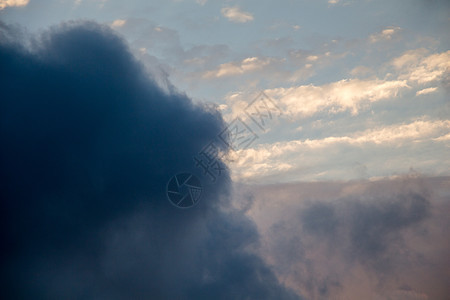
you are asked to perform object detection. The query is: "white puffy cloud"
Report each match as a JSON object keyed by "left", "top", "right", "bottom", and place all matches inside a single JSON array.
[
  {"left": 393, "top": 49, "right": 450, "bottom": 85},
  {"left": 221, "top": 6, "right": 254, "bottom": 23},
  {"left": 227, "top": 119, "right": 450, "bottom": 182},
  {"left": 211, "top": 47, "right": 448, "bottom": 184},
  {"left": 265, "top": 78, "right": 409, "bottom": 117},
  {"left": 0, "top": 0, "right": 29, "bottom": 10}
]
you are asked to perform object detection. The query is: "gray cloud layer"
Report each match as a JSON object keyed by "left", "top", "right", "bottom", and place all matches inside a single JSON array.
[{"left": 241, "top": 176, "right": 450, "bottom": 299}]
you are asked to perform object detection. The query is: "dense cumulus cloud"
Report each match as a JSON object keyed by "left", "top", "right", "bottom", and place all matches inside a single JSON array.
[{"left": 0, "top": 21, "right": 299, "bottom": 299}]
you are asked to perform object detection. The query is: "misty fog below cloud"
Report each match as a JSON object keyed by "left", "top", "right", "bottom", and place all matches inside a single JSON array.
[{"left": 235, "top": 176, "right": 450, "bottom": 299}]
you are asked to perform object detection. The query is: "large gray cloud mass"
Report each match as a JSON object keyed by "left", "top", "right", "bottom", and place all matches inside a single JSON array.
[{"left": 0, "top": 21, "right": 299, "bottom": 300}]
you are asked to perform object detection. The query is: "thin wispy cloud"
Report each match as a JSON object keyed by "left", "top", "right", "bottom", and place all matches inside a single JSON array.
[
  {"left": 416, "top": 86, "right": 438, "bottom": 96},
  {"left": 203, "top": 56, "right": 279, "bottom": 78}
]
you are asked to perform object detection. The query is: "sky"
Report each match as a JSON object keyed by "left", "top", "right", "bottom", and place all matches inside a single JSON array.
[
  {"left": 1, "top": 0, "right": 449, "bottom": 299},
  {"left": 3, "top": 0, "right": 448, "bottom": 183}
]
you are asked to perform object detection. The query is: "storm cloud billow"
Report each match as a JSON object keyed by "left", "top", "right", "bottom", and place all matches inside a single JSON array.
[{"left": 0, "top": 21, "right": 299, "bottom": 299}]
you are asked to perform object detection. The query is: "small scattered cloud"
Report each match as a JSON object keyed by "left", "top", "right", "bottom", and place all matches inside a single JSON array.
[
  {"left": 138, "top": 47, "right": 146, "bottom": 54},
  {"left": 111, "top": 19, "right": 126, "bottom": 28},
  {"left": 221, "top": 6, "right": 254, "bottom": 23},
  {"left": 203, "top": 56, "right": 279, "bottom": 78},
  {"left": 369, "top": 26, "right": 401, "bottom": 43},
  {"left": 0, "top": 0, "right": 29, "bottom": 10},
  {"left": 327, "top": 0, "right": 351, "bottom": 7}
]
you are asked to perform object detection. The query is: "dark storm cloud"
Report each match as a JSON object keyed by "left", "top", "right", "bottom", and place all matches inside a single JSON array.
[{"left": 0, "top": 21, "right": 299, "bottom": 299}]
